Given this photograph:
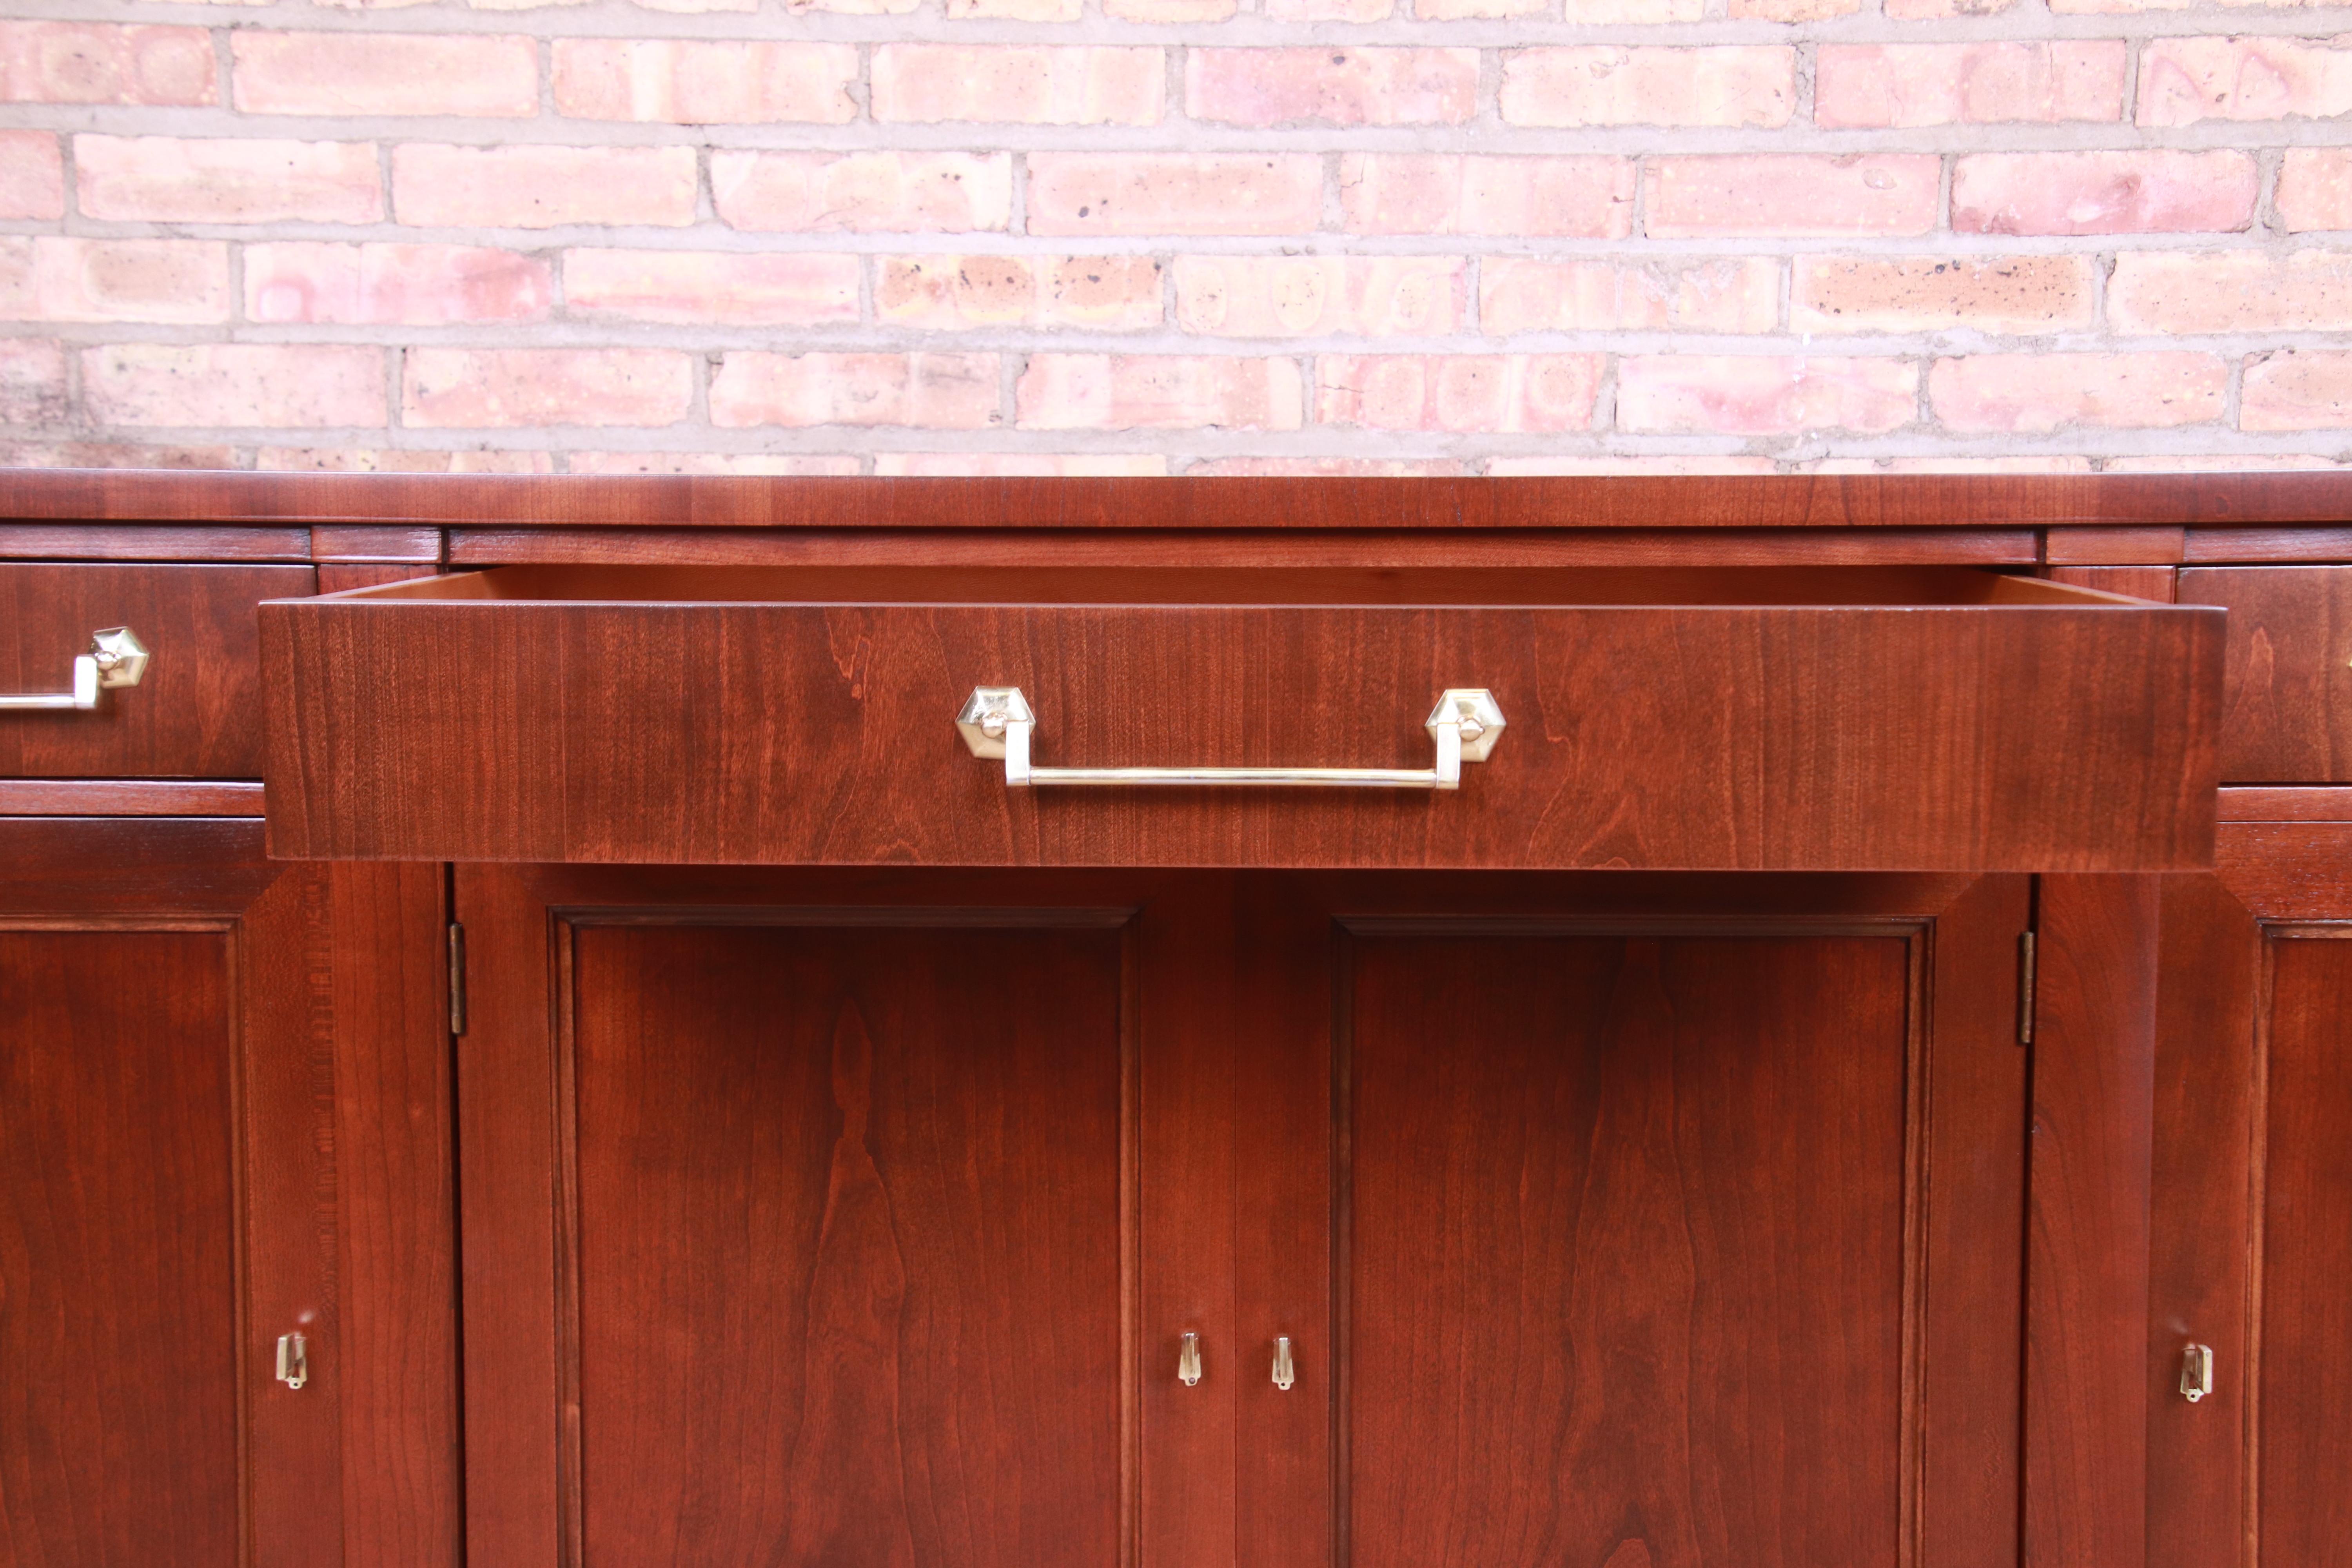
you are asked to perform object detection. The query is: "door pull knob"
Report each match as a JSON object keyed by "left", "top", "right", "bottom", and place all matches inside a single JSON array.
[
  {"left": 1178, "top": 1332, "right": 1202, "bottom": 1387},
  {"left": 1272, "top": 1336, "right": 1296, "bottom": 1391},
  {"left": 2180, "top": 1343, "right": 2214, "bottom": 1403}
]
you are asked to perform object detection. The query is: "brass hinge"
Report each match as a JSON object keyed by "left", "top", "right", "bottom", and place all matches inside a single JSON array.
[
  {"left": 448, "top": 922, "right": 467, "bottom": 1037},
  {"left": 2018, "top": 930, "right": 2038, "bottom": 1046}
]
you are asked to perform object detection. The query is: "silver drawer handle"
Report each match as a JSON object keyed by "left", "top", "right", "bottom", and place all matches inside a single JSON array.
[
  {"left": 0, "top": 627, "right": 148, "bottom": 711},
  {"left": 956, "top": 686, "right": 1504, "bottom": 790}
]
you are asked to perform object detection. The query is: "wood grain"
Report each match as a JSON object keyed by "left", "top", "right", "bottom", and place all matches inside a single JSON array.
[
  {"left": 263, "top": 587, "right": 2223, "bottom": 871},
  {"left": 2218, "top": 787, "right": 2352, "bottom": 821},
  {"left": 0, "top": 524, "right": 310, "bottom": 562},
  {"left": 0, "top": 563, "right": 312, "bottom": 779},
  {"left": 2025, "top": 875, "right": 2160, "bottom": 1568},
  {"left": 2187, "top": 527, "right": 2352, "bottom": 564},
  {"left": 0, "top": 779, "right": 263, "bottom": 815},
  {"left": 10, "top": 468, "right": 2352, "bottom": 530},
  {"left": 2049, "top": 565, "right": 2177, "bottom": 603},
  {"left": 2179, "top": 566, "right": 2352, "bottom": 782},
  {"left": 2046, "top": 526, "right": 2187, "bottom": 566}
]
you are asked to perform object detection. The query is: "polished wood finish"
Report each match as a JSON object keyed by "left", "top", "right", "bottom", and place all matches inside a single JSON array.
[
  {"left": 0, "top": 779, "right": 263, "bottom": 814},
  {"left": 2180, "top": 566, "right": 2352, "bottom": 781},
  {"left": 0, "top": 524, "right": 311, "bottom": 562},
  {"left": 2049, "top": 564, "right": 2177, "bottom": 603},
  {"left": 0, "top": 563, "right": 311, "bottom": 779},
  {"left": 2220, "top": 785, "right": 2352, "bottom": 820},
  {"left": 262, "top": 566, "right": 2221, "bottom": 871}
]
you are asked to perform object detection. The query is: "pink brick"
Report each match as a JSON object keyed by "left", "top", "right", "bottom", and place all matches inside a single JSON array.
[
  {"left": 874, "top": 453, "right": 1170, "bottom": 475},
  {"left": 553, "top": 40, "right": 857, "bottom": 124},
  {"left": 1027, "top": 154, "right": 1322, "bottom": 237},
  {"left": 710, "top": 352, "right": 1000, "bottom": 428},
  {"left": 1815, "top": 42, "right": 2125, "bottom": 128},
  {"left": 1556, "top": 0, "right": 1705, "bottom": 17},
  {"left": 1106, "top": 0, "right": 1236, "bottom": 19},
  {"left": 1885, "top": 0, "right": 2019, "bottom": 16},
  {"left": 2243, "top": 351, "right": 2352, "bottom": 432},
  {"left": 876, "top": 255, "right": 1163, "bottom": 331},
  {"left": 393, "top": 144, "right": 697, "bottom": 229},
  {"left": 258, "top": 448, "right": 558, "bottom": 474},
  {"left": 1488, "top": 456, "right": 1779, "bottom": 475},
  {"left": 233, "top": 32, "right": 536, "bottom": 117},
  {"left": 1190, "top": 457, "right": 1466, "bottom": 474},
  {"left": 1792, "top": 255, "right": 2094, "bottom": 333},
  {"left": 1187, "top": 48, "right": 1477, "bottom": 127},
  {"left": 567, "top": 452, "right": 862, "bottom": 475},
  {"left": 1617, "top": 356, "right": 1917, "bottom": 435},
  {"left": 949, "top": 0, "right": 1085, "bottom": 18},
  {"left": 78, "top": 136, "right": 381, "bottom": 224},
  {"left": 83, "top": 344, "right": 387, "bottom": 428},
  {"left": 0, "top": 339, "right": 66, "bottom": 426},
  {"left": 1173, "top": 256, "right": 1464, "bottom": 337},
  {"left": 1267, "top": 0, "right": 1394, "bottom": 18},
  {"left": 0, "top": 22, "right": 215, "bottom": 105},
  {"left": 0, "top": 132, "right": 62, "bottom": 220},
  {"left": 1016, "top": 355, "right": 1303, "bottom": 430},
  {"left": 1499, "top": 47, "right": 1795, "bottom": 129},
  {"left": 1339, "top": 154, "right": 1634, "bottom": 237},
  {"left": 2140, "top": 36, "right": 2352, "bottom": 126},
  {"left": 246, "top": 243, "right": 552, "bottom": 325},
  {"left": 1648, "top": 156, "right": 1940, "bottom": 238},
  {"left": 1731, "top": 0, "right": 1859, "bottom": 16},
  {"left": 404, "top": 348, "right": 693, "bottom": 428},
  {"left": 873, "top": 46, "right": 1160, "bottom": 126},
  {"left": 1929, "top": 353, "right": 2227, "bottom": 432},
  {"left": 1951, "top": 151, "right": 2258, "bottom": 234},
  {"left": 1318, "top": 355, "right": 1599, "bottom": 433},
  {"left": 1480, "top": 258, "right": 1779, "bottom": 334},
  {"left": 2110, "top": 251, "right": 2352, "bottom": 333},
  {"left": 566, "top": 249, "right": 859, "bottom": 325},
  {"left": 2279, "top": 149, "right": 2352, "bottom": 232},
  {"left": 713, "top": 151, "right": 1012, "bottom": 233},
  {"left": 0, "top": 238, "right": 229, "bottom": 323},
  {"left": 1419, "top": 0, "right": 1545, "bottom": 16}
]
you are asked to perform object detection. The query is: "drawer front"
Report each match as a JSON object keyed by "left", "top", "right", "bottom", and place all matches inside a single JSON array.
[
  {"left": 1, "top": 564, "right": 314, "bottom": 779},
  {"left": 263, "top": 595, "right": 2221, "bottom": 870},
  {"left": 2178, "top": 566, "right": 2352, "bottom": 783}
]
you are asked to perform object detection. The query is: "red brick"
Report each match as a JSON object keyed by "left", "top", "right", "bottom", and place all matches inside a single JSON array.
[
  {"left": 258, "top": 448, "right": 558, "bottom": 474},
  {"left": 1617, "top": 356, "right": 1917, "bottom": 435},
  {"left": 78, "top": 136, "right": 381, "bottom": 224},
  {"left": 1480, "top": 258, "right": 1777, "bottom": 334},
  {"left": 1928, "top": 353, "right": 2227, "bottom": 432},
  {"left": 1027, "top": 154, "right": 1322, "bottom": 237},
  {"left": 1174, "top": 256, "right": 1465, "bottom": 337},
  {"left": 553, "top": 40, "right": 857, "bottom": 124},
  {"left": 0, "top": 22, "right": 214, "bottom": 105},
  {"left": 713, "top": 151, "right": 1013, "bottom": 233},
  {"left": 2243, "top": 351, "right": 2352, "bottom": 432},
  {"left": 1951, "top": 151, "right": 2257, "bottom": 235},
  {"left": 84, "top": 344, "right": 387, "bottom": 428},
  {"left": 2140, "top": 36, "right": 2352, "bottom": 126},
  {"left": 1318, "top": 354, "right": 1599, "bottom": 432},
  {"left": 1339, "top": 154, "right": 1634, "bottom": 238},
  {"left": 0, "top": 238, "right": 229, "bottom": 323},
  {"left": 2110, "top": 251, "right": 2352, "bottom": 334},
  {"left": 1648, "top": 156, "right": 1940, "bottom": 239},
  {"left": 0, "top": 339, "right": 66, "bottom": 426},
  {"left": 876, "top": 255, "right": 1163, "bottom": 331},
  {"left": 1814, "top": 42, "right": 2125, "bottom": 128},
  {"left": 1016, "top": 355, "right": 1303, "bottom": 430},
  {"left": 565, "top": 249, "right": 859, "bottom": 326},
  {"left": 233, "top": 31, "right": 537, "bottom": 117},
  {"left": 1499, "top": 47, "right": 1794, "bottom": 129},
  {"left": 0, "top": 132, "right": 62, "bottom": 220},
  {"left": 393, "top": 144, "right": 697, "bottom": 229},
  {"left": 1187, "top": 48, "right": 1477, "bottom": 127},
  {"left": 2279, "top": 149, "right": 2352, "bottom": 232},
  {"left": 874, "top": 453, "right": 1169, "bottom": 475},
  {"left": 710, "top": 352, "right": 1000, "bottom": 428},
  {"left": 874, "top": 45, "right": 1159, "bottom": 126},
  {"left": 246, "top": 242, "right": 552, "bottom": 325},
  {"left": 567, "top": 452, "right": 862, "bottom": 475},
  {"left": 404, "top": 348, "right": 694, "bottom": 428},
  {"left": 1488, "top": 455, "right": 1779, "bottom": 475},
  {"left": 1792, "top": 255, "right": 2094, "bottom": 333}
]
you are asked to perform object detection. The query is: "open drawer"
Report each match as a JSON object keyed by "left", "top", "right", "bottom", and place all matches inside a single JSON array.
[{"left": 259, "top": 564, "right": 2222, "bottom": 870}]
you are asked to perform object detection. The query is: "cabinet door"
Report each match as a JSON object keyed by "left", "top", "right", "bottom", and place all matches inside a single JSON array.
[{"left": 0, "top": 819, "right": 455, "bottom": 1568}]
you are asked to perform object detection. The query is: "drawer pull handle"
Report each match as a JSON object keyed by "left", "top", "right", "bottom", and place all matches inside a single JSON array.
[
  {"left": 956, "top": 686, "right": 1504, "bottom": 790},
  {"left": 1178, "top": 1332, "right": 1203, "bottom": 1387},
  {"left": 0, "top": 627, "right": 149, "bottom": 712}
]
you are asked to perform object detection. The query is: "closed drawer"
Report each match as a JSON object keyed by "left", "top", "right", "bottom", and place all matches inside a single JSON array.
[
  {"left": 261, "top": 564, "right": 2221, "bottom": 871},
  {"left": 4, "top": 563, "right": 314, "bottom": 780},
  {"left": 2178, "top": 565, "right": 2352, "bottom": 783}
]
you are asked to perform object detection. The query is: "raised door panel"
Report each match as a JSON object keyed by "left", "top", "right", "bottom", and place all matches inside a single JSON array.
[{"left": 2178, "top": 566, "right": 2352, "bottom": 782}]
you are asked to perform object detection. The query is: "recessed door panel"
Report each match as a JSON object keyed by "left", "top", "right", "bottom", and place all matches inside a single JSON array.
[
  {"left": 566, "top": 922, "right": 1127, "bottom": 1568},
  {"left": 1343, "top": 929, "right": 1917, "bottom": 1568}
]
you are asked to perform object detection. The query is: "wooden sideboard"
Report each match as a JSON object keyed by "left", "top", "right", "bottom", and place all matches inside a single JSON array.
[{"left": 2, "top": 471, "right": 2347, "bottom": 1568}]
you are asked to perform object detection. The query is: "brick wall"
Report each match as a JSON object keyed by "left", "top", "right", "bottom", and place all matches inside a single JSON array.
[{"left": 2, "top": 0, "right": 2349, "bottom": 475}]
